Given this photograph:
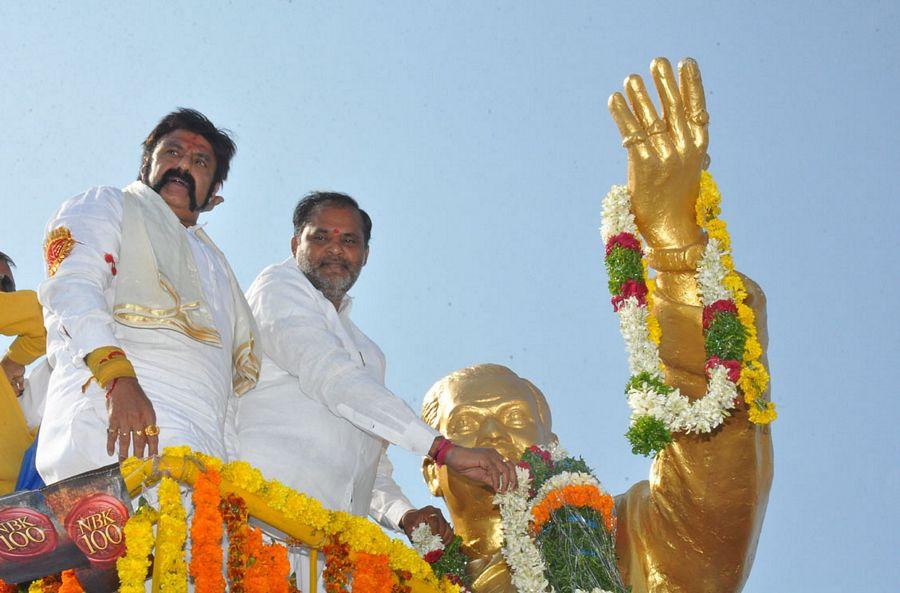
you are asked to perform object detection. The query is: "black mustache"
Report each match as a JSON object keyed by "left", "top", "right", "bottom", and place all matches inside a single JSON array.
[
  {"left": 153, "top": 168, "right": 202, "bottom": 211},
  {"left": 319, "top": 259, "right": 349, "bottom": 269}
]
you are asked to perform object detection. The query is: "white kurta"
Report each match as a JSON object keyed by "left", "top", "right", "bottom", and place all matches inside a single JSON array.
[
  {"left": 37, "top": 186, "right": 236, "bottom": 484},
  {"left": 231, "top": 257, "right": 439, "bottom": 531}
]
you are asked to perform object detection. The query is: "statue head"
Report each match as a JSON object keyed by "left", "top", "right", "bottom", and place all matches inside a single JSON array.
[{"left": 421, "top": 364, "right": 556, "bottom": 557}]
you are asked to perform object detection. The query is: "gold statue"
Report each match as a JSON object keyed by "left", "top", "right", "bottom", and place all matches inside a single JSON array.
[{"left": 421, "top": 57, "right": 774, "bottom": 593}]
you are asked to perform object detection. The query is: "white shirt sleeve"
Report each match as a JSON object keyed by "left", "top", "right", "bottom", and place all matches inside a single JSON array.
[
  {"left": 38, "top": 187, "right": 124, "bottom": 362},
  {"left": 247, "top": 263, "right": 439, "bottom": 456},
  {"left": 368, "top": 450, "right": 416, "bottom": 532}
]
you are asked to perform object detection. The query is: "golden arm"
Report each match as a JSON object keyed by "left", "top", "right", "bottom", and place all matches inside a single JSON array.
[{"left": 606, "top": 58, "right": 773, "bottom": 593}]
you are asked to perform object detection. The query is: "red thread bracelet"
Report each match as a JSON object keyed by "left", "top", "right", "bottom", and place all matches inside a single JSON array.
[
  {"left": 433, "top": 438, "right": 455, "bottom": 467},
  {"left": 105, "top": 378, "right": 119, "bottom": 400}
]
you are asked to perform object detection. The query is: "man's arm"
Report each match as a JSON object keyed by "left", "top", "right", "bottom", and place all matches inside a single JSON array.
[
  {"left": 38, "top": 188, "right": 157, "bottom": 460},
  {"left": 607, "top": 58, "right": 773, "bottom": 593},
  {"left": 0, "top": 290, "right": 47, "bottom": 394},
  {"left": 248, "top": 266, "right": 440, "bottom": 456}
]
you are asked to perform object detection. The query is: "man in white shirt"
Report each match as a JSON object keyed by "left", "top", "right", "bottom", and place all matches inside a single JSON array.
[
  {"left": 37, "top": 109, "right": 260, "bottom": 484},
  {"left": 232, "top": 192, "right": 517, "bottom": 545}
]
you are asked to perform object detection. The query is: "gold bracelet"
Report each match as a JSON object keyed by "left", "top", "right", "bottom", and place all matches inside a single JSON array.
[{"left": 645, "top": 242, "right": 706, "bottom": 272}]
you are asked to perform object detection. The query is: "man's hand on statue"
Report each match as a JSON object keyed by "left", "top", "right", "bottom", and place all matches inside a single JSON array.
[
  {"left": 1, "top": 355, "right": 26, "bottom": 396},
  {"left": 400, "top": 505, "right": 454, "bottom": 545},
  {"left": 444, "top": 445, "right": 518, "bottom": 493},
  {"left": 608, "top": 57, "right": 709, "bottom": 250},
  {"left": 105, "top": 377, "right": 160, "bottom": 460}
]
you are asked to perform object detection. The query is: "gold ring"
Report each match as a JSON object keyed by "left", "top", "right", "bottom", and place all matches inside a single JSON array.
[
  {"left": 118, "top": 431, "right": 129, "bottom": 438},
  {"left": 646, "top": 119, "right": 667, "bottom": 135},
  {"left": 107, "top": 428, "right": 116, "bottom": 434},
  {"left": 133, "top": 429, "right": 144, "bottom": 437},
  {"left": 690, "top": 109, "right": 710, "bottom": 126},
  {"left": 143, "top": 424, "right": 160, "bottom": 437},
  {"left": 621, "top": 132, "right": 647, "bottom": 148}
]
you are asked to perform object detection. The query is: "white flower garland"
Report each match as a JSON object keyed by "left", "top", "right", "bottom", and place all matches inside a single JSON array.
[
  {"left": 602, "top": 185, "right": 740, "bottom": 436},
  {"left": 409, "top": 522, "right": 444, "bottom": 557},
  {"left": 494, "top": 465, "right": 550, "bottom": 593}
]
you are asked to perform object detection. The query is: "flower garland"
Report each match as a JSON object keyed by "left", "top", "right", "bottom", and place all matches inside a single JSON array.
[
  {"left": 601, "top": 171, "right": 775, "bottom": 457},
  {"left": 189, "top": 468, "right": 225, "bottom": 593},
  {"left": 494, "top": 444, "right": 627, "bottom": 593},
  {"left": 220, "top": 493, "right": 249, "bottom": 593},
  {"left": 0, "top": 579, "right": 15, "bottom": 593},
  {"left": 323, "top": 539, "right": 353, "bottom": 593},
  {"left": 117, "top": 503, "right": 156, "bottom": 593},
  {"left": 353, "top": 552, "right": 395, "bottom": 593},
  {"left": 157, "top": 476, "right": 188, "bottom": 593},
  {"left": 410, "top": 525, "right": 471, "bottom": 591}
]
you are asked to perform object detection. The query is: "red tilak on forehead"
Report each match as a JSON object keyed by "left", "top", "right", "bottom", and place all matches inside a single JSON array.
[{"left": 332, "top": 228, "right": 341, "bottom": 235}]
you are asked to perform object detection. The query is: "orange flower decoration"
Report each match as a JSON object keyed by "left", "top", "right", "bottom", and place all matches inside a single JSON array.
[
  {"left": 189, "top": 469, "right": 225, "bottom": 593},
  {"left": 58, "top": 571, "right": 84, "bottom": 593},
  {"left": 531, "top": 485, "right": 615, "bottom": 533},
  {"left": 353, "top": 552, "right": 395, "bottom": 593}
]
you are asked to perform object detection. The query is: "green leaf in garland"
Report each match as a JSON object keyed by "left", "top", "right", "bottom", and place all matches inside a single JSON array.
[
  {"left": 605, "top": 246, "right": 644, "bottom": 295},
  {"left": 626, "top": 415, "right": 672, "bottom": 457},
  {"left": 705, "top": 311, "right": 747, "bottom": 361},
  {"left": 626, "top": 372, "right": 675, "bottom": 395}
]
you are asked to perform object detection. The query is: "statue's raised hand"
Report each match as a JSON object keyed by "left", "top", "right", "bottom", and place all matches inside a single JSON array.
[{"left": 608, "top": 57, "right": 709, "bottom": 250}]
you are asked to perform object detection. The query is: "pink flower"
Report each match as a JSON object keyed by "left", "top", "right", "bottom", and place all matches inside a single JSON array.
[
  {"left": 705, "top": 356, "right": 741, "bottom": 383},
  {"left": 605, "top": 232, "right": 642, "bottom": 256},
  {"left": 703, "top": 299, "right": 738, "bottom": 329},
  {"left": 612, "top": 279, "right": 648, "bottom": 311},
  {"left": 424, "top": 549, "right": 444, "bottom": 564}
]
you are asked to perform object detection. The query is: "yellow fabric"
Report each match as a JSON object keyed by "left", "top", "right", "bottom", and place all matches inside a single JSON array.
[
  {"left": 2, "top": 290, "right": 47, "bottom": 365},
  {"left": 85, "top": 346, "right": 137, "bottom": 388},
  {"left": 0, "top": 290, "right": 45, "bottom": 494}
]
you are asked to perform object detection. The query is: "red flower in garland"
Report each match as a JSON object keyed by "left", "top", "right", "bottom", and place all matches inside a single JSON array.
[
  {"left": 612, "top": 279, "right": 648, "bottom": 311},
  {"left": 703, "top": 299, "right": 738, "bottom": 329},
  {"left": 424, "top": 549, "right": 444, "bottom": 563},
  {"left": 604, "top": 232, "right": 642, "bottom": 256},
  {"left": 705, "top": 356, "right": 742, "bottom": 383}
]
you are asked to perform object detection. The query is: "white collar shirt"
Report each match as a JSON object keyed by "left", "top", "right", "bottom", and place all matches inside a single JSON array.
[{"left": 231, "top": 257, "right": 438, "bottom": 530}]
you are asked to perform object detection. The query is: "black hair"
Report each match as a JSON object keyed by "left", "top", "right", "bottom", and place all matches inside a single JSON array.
[
  {"left": 139, "top": 108, "right": 236, "bottom": 197},
  {"left": 292, "top": 192, "right": 372, "bottom": 246}
]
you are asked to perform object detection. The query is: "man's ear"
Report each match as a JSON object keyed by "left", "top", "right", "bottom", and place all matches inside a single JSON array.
[
  {"left": 201, "top": 184, "right": 225, "bottom": 213},
  {"left": 422, "top": 458, "right": 443, "bottom": 497},
  {"left": 290, "top": 235, "right": 299, "bottom": 257},
  {"left": 362, "top": 245, "right": 369, "bottom": 267}
]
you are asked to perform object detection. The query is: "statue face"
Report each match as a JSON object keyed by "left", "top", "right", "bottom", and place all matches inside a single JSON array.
[
  {"left": 425, "top": 367, "right": 554, "bottom": 553},
  {"left": 439, "top": 372, "right": 547, "bottom": 462}
]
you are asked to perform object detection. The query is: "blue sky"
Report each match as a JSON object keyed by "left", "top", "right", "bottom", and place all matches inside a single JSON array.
[{"left": 1, "top": 2, "right": 897, "bottom": 591}]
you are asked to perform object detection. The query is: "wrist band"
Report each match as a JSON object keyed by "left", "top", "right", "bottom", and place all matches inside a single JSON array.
[
  {"left": 645, "top": 242, "right": 706, "bottom": 272},
  {"left": 85, "top": 346, "right": 136, "bottom": 389},
  {"left": 433, "top": 438, "right": 455, "bottom": 467}
]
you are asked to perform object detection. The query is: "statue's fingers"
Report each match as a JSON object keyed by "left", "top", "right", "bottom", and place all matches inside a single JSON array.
[
  {"left": 651, "top": 57, "right": 689, "bottom": 151},
  {"left": 678, "top": 58, "right": 709, "bottom": 152},
  {"left": 625, "top": 74, "right": 674, "bottom": 159},
  {"left": 608, "top": 92, "right": 651, "bottom": 160}
]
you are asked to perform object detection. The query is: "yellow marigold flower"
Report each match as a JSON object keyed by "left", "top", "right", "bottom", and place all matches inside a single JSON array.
[
  {"left": 739, "top": 360, "right": 770, "bottom": 400},
  {"left": 744, "top": 336, "right": 763, "bottom": 362},
  {"left": 705, "top": 219, "right": 731, "bottom": 252},
  {"left": 723, "top": 273, "right": 748, "bottom": 304},
  {"left": 696, "top": 170, "right": 722, "bottom": 226},
  {"left": 720, "top": 253, "right": 735, "bottom": 274},
  {"left": 748, "top": 400, "right": 777, "bottom": 424},
  {"left": 737, "top": 303, "right": 756, "bottom": 327},
  {"left": 647, "top": 313, "right": 662, "bottom": 345}
]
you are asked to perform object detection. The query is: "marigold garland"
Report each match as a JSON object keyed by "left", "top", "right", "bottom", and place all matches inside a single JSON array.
[
  {"left": 601, "top": 172, "right": 776, "bottom": 457},
  {"left": 353, "top": 552, "right": 395, "bottom": 593},
  {"left": 531, "top": 484, "right": 615, "bottom": 533},
  {"left": 0, "top": 579, "right": 15, "bottom": 593},
  {"left": 220, "top": 493, "right": 249, "bottom": 593},
  {"left": 189, "top": 468, "right": 225, "bottom": 593},
  {"left": 157, "top": 476, "right": 188, "bottom": 593},
  {"left": 323, "top": 539, "right": 352, "bottom": 593},
  {"left": 117, "top": 504, "right": 156, "bottom": 593}
]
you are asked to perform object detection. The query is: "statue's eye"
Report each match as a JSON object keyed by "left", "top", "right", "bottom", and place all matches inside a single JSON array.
[
  {"left": 502, "top": 407, "right": 531, "bottom": 428},
  {"left": 447, "top": 413, "right": 480, "bottom": 435}
]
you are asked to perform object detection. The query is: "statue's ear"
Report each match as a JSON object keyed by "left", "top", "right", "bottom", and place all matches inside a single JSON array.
[{"left": 422, "top": 458, "right": 443, "bottom": 497}]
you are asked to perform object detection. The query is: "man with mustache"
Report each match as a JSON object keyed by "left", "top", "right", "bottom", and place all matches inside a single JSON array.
[
  {"left": 36, "top": 109, "right": 259, "bottom": 484},
  {"left": 230, "top": 192, "right": 517, "bottom": 582}
]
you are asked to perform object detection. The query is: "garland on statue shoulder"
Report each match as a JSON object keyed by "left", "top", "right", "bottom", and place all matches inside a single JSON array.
[
  {"left": 493, "top": 444, "right": 627, "bottom": 593},
  {"left": 410, "top": 525, "right": 471, "bottom": 592},
  {"left": 601, "top": 171, "right": 776, "bottom": 457}
]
